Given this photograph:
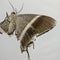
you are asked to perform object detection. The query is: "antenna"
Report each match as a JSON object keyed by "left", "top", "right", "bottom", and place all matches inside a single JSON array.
[
  {"left": 8, "top": 0, "right": 24, "bottom": 14},
  {"left": 17, "top": 3, "right": 24, "bottom": 13},
  {"left": 8, "top": 0, "right": 15, "bottom": 12}
]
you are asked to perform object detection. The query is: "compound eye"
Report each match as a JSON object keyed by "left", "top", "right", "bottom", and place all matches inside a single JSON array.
[{"left": 11, "top": 12, "right": 16, "bottom": 14}]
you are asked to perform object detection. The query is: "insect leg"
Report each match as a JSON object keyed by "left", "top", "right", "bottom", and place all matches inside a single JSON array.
[
  {"left": 26, "top": 32, "right": 35, "bottom": 49},
  {"left": 32, "top": 41, "right": 34, "bottom": 49},
  {"left": 26, "top": 47, "right": 31, "bottom": 60},
  {"left": 27, "top": 41, "right": 35, "bottom": 49}
]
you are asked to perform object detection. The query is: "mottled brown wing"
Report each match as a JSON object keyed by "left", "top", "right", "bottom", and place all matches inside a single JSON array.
[
  {"left": 15, "top": 14, "right": 38, "bottom": 40},
  {"left": 32, "top": 15, "right": 56, "bottom": 37},
  {"left": 20, "top": 15, "right": 56, "bottom": 47}
]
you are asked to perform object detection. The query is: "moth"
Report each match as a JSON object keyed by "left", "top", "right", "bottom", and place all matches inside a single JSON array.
[{"left": 0, "top": 2, "right": 56, "bottom": 60}]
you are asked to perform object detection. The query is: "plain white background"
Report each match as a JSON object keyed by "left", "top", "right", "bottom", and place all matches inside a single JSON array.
[{"left": 0, "top": 0, "right": 60, "bottom": 60}]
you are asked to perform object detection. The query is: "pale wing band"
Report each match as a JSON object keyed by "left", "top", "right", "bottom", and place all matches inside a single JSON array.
[{"left": 19, "top": 15, "right": 40, "bottom": 41}]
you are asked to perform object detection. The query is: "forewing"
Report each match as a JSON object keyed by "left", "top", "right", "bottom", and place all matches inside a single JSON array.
[
  {"left": 20, "top": 15, "right": 56, "bottom": 46},
  {"left": 32, "top": 15, "right": 56, "bottom": 37},
  {"left": 15, "top": 14, "right": 38, "bottom": 40}
]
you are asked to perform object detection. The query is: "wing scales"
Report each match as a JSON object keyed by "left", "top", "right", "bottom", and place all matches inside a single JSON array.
[{"left": 20, "top": 15, "right": 56, "bottom": 49}]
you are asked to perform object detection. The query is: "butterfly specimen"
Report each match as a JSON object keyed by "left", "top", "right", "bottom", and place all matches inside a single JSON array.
[{"left": 0, "top": 1, "right": 56, "bottom": 60}]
